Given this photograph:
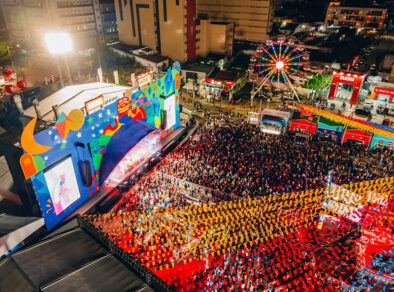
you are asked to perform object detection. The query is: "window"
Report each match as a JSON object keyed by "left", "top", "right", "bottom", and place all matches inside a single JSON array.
[{"left": 118, "top": 0, "right": 123, "bottom": 20}]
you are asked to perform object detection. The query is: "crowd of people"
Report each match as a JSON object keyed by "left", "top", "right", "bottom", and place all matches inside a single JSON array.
[
  {"left": 157, "top": 115, "right": 392, "bottom": 198},
  {"left": 107, "top": 113, "right": 394, "bottom": 291}
]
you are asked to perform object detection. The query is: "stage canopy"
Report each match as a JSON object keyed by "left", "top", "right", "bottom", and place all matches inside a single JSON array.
[{"left": 98, "top": 120, "right": 155, "bottom": 186}]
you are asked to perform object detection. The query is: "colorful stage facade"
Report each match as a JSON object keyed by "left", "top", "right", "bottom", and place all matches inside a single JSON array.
[{"left": 19, "top": 62, "right": 181, "bottom": 230}]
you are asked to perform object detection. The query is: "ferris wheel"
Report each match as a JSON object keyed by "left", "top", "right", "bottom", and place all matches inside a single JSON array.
[{"left": 249, "top": 36, "right": 309, "bottom": 103}]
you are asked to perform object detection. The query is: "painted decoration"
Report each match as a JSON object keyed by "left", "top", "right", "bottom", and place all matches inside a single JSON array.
[
  {"left": 19, "top": 62, "right": 181, "bottom": 230},
  {"left": 21, "top": 117, "right": 53, "bottom": 155}
]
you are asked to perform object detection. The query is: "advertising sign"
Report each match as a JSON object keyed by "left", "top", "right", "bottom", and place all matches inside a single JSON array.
[
  {"left": 137, "top": 71, "right": 153, "bottom": 88},
  {"left": 85, "top": 95, "right": 104, "bottom": 115}
]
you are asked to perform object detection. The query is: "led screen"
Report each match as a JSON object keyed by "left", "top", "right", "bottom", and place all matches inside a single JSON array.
[
  {"left": 164, "top": 94, "right": 176, "bottom": 130},
  {"left": 44, "top": 156, "right": 81, "bottom": 215}
]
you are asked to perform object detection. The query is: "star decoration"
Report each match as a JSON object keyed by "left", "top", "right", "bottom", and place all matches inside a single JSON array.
[
  {"left": 77, "top": 132, "right": 82, "bottom": 138},
  {"left": 48, "top": 130, "right": 52, "bottom": 136},
  {"left": 60, "top": 143, "right": 66, "bottom": 150},
  {"left": 88, "top": 116, "right": 94, "bottom": 125},
  {"left": 44, "top": 156, "right": 48, "bottom": 161},
  {"left": 107, "top": 109, "right": 111, "bottom": 115},
  {"left": 55, "top": 135, "right": 58, "bottom": 139},
  {"left": 98, "top": 113, "right": 103, "bottom": 118}
]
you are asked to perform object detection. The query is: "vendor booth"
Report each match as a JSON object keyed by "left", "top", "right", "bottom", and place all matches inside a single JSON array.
[
  {"left": 370, "top": 134, "right": 394, "bottom": 150},
  {"left": 290, "top": 110, "right": 318, "bottom": 134},
  {"left": 260, "top": 109, "right": 290, "bottom": 135},
  {"left": 342, "top": 127, "right": 372, "bottom": 146},
  {"left": 328, "top": 71, "right": 366, "bottom": 104},
  {"left": 17, "top": 62, "right": 182, "bottom": 230},
  {"left": 316, "top": 117, "right": 344, "bottom": 142}
]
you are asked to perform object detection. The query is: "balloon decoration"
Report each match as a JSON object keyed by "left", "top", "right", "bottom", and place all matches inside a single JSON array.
[
  {"left": 3, "top": 70, "right": 14, "bottom": 77},
  {"left": 16, "top": 80, "right": 26, "bottom": 89},
  {"left": 4, "top": 84, "right": 14, "bottom": 94}
]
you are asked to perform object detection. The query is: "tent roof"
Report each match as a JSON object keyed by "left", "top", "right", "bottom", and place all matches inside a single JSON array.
[{"left": 24, "top": 83, "right": 130, "bottom": 121}]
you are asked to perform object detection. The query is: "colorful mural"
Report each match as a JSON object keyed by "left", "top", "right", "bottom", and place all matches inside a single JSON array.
[{"left": 19, "top": 63, "right": 181, "bottom": 230}]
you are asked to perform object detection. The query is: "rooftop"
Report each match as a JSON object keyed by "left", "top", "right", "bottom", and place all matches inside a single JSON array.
[
  {"left": 24, "top": 82, "right": 130, "bottom": 121},
  {"left": 209, "top": 68, "right": 239, "bottom": 82},
  {"left": 133, "top": 54, "right": 169, "bottom": 64},
  {"left": 109, "top": 42, "right": 141, "bottom": 53},
  {"left": 182, "top": 63, "right": 215, "bottom": 74}
]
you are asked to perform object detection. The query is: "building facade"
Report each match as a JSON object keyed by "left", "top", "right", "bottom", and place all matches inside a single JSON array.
[
  {"left": 114, "top": 0, "right": 234, "bottom": 63},
  {"left": 98, "top": 0, "right": 118, "bottom": 42},
  {"left": 197, "top": 0, "right": 275, "bottom": 42},
  {"left": 197, "top": 20, "right": 234, "bottom": 58},
  {"left": 325, "top": 2, "right": 387, "bottom": 30},
  {"left": 0, "top": 0, "right": 115, "bottom": 49}
]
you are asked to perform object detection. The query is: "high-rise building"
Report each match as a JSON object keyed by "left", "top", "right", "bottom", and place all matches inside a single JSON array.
[
  {"left": 0, "top": 0, "right": 116, "bottom": 49},
  {"left": 325, "top": 1, "right": 387, "bottom": 30},
  {"left": 197, "top": 0, "right": 275, "bottom": 42},
  {"left": 114, "top": 0, "right": 233, "bottom": 63},
  {"left": 98, "top": 0, "right": 119, "bottom": 42}
]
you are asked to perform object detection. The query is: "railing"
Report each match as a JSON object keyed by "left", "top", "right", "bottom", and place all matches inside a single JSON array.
[{"left": 77, "top": 215, "right": 172, "bottom": 292}]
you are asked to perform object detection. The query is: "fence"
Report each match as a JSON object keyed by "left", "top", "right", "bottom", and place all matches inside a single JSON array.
[{"left": 77, "top": 215, "right": 172, "bottom": 292}]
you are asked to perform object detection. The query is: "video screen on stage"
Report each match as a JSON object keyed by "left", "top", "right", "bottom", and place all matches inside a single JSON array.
[
  {"left": 44, "top": 156, "right": 81, "bottom": 215},
  {"left": 164, "top": 94, "right": 176, "bottom": 130}
]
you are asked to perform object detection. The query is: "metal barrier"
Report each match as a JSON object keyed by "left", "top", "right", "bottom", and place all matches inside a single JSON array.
[{"left": 77, "top": 215, "right": 172, "bottom": 292}]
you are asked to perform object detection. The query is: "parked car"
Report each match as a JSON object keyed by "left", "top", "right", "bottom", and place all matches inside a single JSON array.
[
  {"left": 376, "top": 104, "right": 386, "bottom": 114},
  {"left": 364, "top": 99, "right": 374, "bottom": 110},
  {"left": 383, "top": 104, "right": 394, "bottom": 116},
  {"left": 355, "top": 107, "right": 371, "bottom": 117}
]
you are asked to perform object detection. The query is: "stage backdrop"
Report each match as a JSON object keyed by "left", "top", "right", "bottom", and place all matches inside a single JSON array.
[{"left": 19, "top": 62, "right": 181, "bottom": 230}]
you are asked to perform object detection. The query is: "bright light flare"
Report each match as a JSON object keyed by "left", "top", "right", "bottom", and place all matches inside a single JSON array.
[
  {"left": 276, "top": 61, "right": 285, "bottom": 70},
  {"left": 44, "top": 32, "right": 73, "bottom": 55}
]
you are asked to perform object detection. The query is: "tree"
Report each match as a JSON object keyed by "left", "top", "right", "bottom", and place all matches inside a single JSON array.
[
  {"left": 0, "top": 42, "right": 11, "bottom": 64},
  {"left": 303, "top": 74, "right": 332, "bottom": 100}
]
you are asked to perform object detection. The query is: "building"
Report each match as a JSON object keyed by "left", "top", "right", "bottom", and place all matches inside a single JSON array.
[
  {"left": 98, "top": 0, "right": 118, "bottom": 42},
  {"left": 197, "top": 0, "right": 275, "bottom": 42},
  {"left": 114, "top": 0, "right": 234, "bottom": 63},
  {"left": 197, "top": 20, "right": 234, "bottom": 57},
  {"left": 325, "top": 2, "right": 387, "bottom": 30},
  {"left": 0, "top": 0, "right": 114, "bottom": 49}
]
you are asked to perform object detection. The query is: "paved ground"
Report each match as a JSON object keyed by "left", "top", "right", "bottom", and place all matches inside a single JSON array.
[{"left": 180, "top": 92, "right": 286, "bottom": 119}]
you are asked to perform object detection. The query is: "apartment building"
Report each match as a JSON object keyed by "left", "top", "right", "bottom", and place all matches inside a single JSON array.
[
  {"left": 197, "top": 0, "right": 275, "bottom": 42},
  {"left": 98, "top": 0, "right": 118, "bottom": 42},
  {"left": 115, "top": 0, "right": 234, "bottom": 63},
  {"left": 325, "top": 1, "right": 387, "bottom": 30},
  {"left": 197, "top": 20, "right": 234, "bottom": 57},
  {"left": 0, "top": 0, "right": 115, "bottom": 49}
]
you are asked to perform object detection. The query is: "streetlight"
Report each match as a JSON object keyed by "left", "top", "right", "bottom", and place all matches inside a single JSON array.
[{"left": 44, "top": 32, "right": 73, "bottom": 87}]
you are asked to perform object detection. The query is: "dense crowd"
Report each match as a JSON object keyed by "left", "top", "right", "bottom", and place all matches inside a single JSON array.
[
  {"left": 121, "top": 115, "right": 393, "bottom": 210},
  {"left": 104, "top": 113, "right": 394, "bottom": 291},
  {"left": 157, "top": 116, "right": 393, "bottom": 198},
  {"left": 121, "top": 170, "right": 213, "bottom": 212}
]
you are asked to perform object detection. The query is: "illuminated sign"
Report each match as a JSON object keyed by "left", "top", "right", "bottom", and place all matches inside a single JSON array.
[
  {"left": 205, "top": 78, "right": 236, "bottom": 87},
  {"left": 374, "top": 87, "right": 394, "bottom": 97},
  {"left": 85, "top": 95, "right": 104, "bottom": 114},
  {"left": 137, "top": 71, "right": 153, "bottom": 88},
  {"left": 339, "top": 76, "right": 354, "bottom": 82}
]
